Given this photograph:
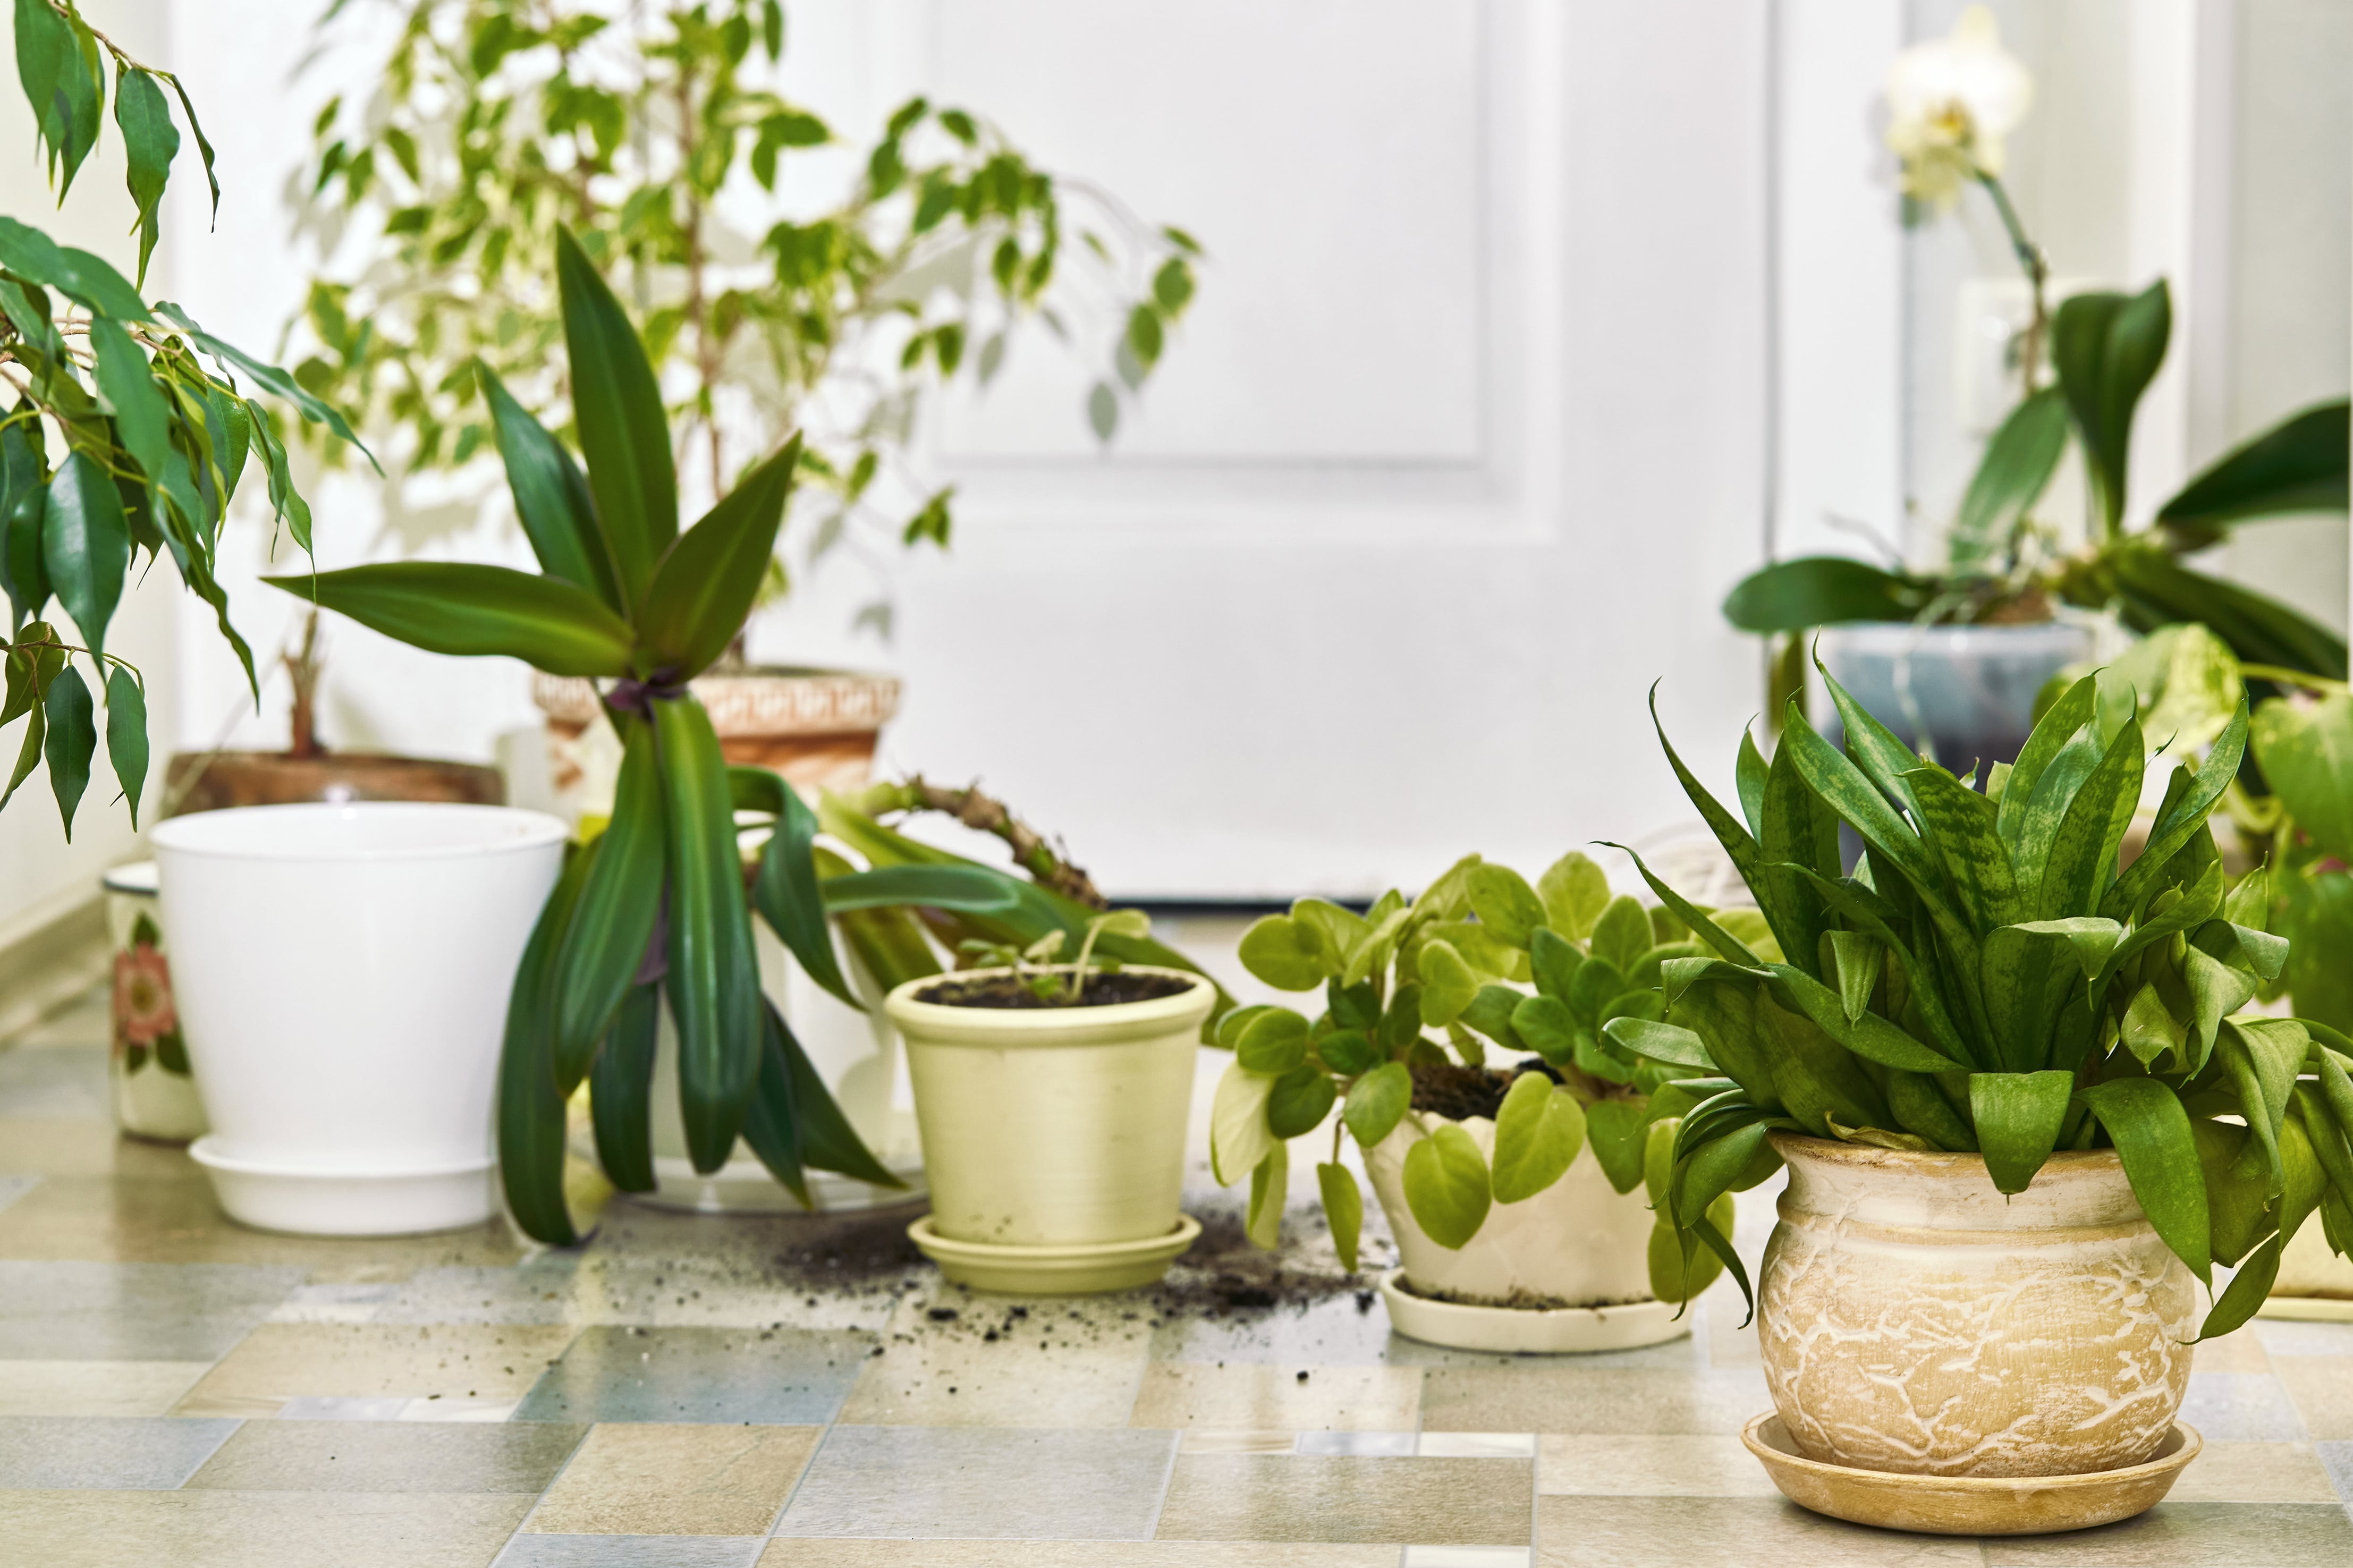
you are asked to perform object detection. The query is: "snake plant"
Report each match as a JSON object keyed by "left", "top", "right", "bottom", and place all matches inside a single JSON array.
[
  {"left": 263, "top": 230, "right": 1025, "bottom": 1243},
  {"left": 1614, "top": 663, "right": 2353, "bottom": 1340}
]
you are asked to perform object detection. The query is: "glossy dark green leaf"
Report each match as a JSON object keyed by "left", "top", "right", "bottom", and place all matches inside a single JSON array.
[
  {"left": 554, "top": 718, "right": 665, "bottom": 1081},
  {"left": 480, "top": 364, "right": 620, "bottom": 611},
  {"left": 113, "top": 67, "right": 177, "bottom": 287},
  {"left": 2160, "top": 399, "right": 2347, "bottom": 540},
  {"left": 638, "top": 433, "right": 800, "bottom": 679},
  {"left": 1721, "top": 555, "right": 1922, "bottom": 633},
  {"left": 14, "top": 0, "right": 99, "bottom": 197},
  {"left": 734, "top": 768, "right": 857, "bottom": 1011},
  {"left": 103, "top": 664, "right": 145, "bottom": 827},
  {"left": 2107, "top": 547, "right": 2345, "bottom": 680},
  {"left": 2054, "top": 282, "right": 2170, "bottom": 532},
  {"left": 589, "top": 984, "right": 660, "bottom": 1193},
  {"left": 739, "top": 999, "right": 809, "bottom": 1206},
  {"left": 1969, "top": 1071, "right": 2074, "bottom": 1195},
  {"left": 1952, "top": 387, "right": 2069, "bottom": 567},
  {"left": 496, "top": 843, "right": 593, "bottom": 1245},
  {"left": 1267, "top": 1063, "right": 1337, "bottom": 1139},
  {"left": 264, "top": 562, "right": 637, "bottom": 677},
  {"left": 0, "top": 416, "right": 49, "bottom": 628},
  {"left": 2194, "top": 1228, "right": 2283, "bottom": 1342},
  {"left": 556, "top": 230, "right": 675, "bottom": 607},
  {"left": 1317, "top": 1161, "right": 1362, "bottom": 1273},
  {"left": 40, "top": 450, "right": 125, "bottom": 658},
  {"left": 40, "top": 659, "right": 91, "bottom": 835},
  {"left": 655, "top": 696, "right": 761, "bottom": 1174},
  {"left": 88, "top": 318, "right": 171, "bottom": 486},
  {"left": 772, "top": 999, "right": 899, "bottom": 1186}
]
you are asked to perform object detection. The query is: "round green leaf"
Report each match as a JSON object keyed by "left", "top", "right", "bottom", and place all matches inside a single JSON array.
[
  {"left": 1466, "top": 863, "right": 1546, "bottom": 948},
  {"left": 1317, "top": 1160, "right": 1363, "bottom": 1274},
  {"left": 1236, "top": 1010, "right": 1310, "bottom": 1075},
  {"left": 1216, "top": 1004, "right": 1276, "bottom": 1050},
  {"left": 1538, "top": 851, "right": 1612, "bottom": 939},
  {"left": 1418, "top": 939, "right": 1478, "bottom": 1027},
  {"left": 1530, "top": 925, "right": 1585, "bottom": 1000},
  {"left": 1317, "top": 1028, "right": 1381, "bottom": 1076},
  {"left": 1238, "top": 914, "right": 1330, "bottom": 990},
  {"left": 1268, "top": 1064, "right": 1339, "bottom": 1138},
  {"left": 1510, "top": 994, "right": 1579, "bottom": 1065},
  {"left": 1343, "top": 1061, "right": 1412, "bottom": 1150},
  {"left": 1210, "top": 1061, "right": 1276, "bottom": 1186},
  {"left": 1491, "top": 1074, "right": 1587, "bottom": 1203},
  {"left": 1402, "top": 1123, "right": 1492, "bottom": 1249}
]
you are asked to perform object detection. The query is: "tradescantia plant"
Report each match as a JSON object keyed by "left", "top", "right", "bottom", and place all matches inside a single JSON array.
[
  {"left": 1613, "top": 668, "right": 2353, "bottom": 1341},
  {"left": 1208, "top": 856, "right": 1737, "bottom": 1304},
  {"left": 263, "top": 228, "right": 1027, "bottom": 1244},
  {"left": 2, "top": 1, "right": 367, "bottom": 836}
]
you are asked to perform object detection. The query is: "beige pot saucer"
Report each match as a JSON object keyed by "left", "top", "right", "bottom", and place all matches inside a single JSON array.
[
  {"left": 1377, "top": 1269, "right": 1691, "bottom": 1354},
  {"left": 1741, "top": 1413, "right": 2201, "bottom": 1536},
  {"left": 2258, "top": 1295, "right": 2353, "bottom": 1323},
  {"left": 908, "top": 1214, "right": 1200, "bottom": 1295}
]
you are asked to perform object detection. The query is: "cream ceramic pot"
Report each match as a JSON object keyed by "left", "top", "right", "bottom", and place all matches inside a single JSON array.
[
  {"left": 886, "top": 968, "right": 1215, "bottom": 1247},
  {"left": 1760, "top": 1134, "right": 2197, "bottom": 1478},
  {"left": 152, "top": 802, "right": 566, "bottom": 1235},
  {"left": 1364, "top": 1114, "right": 1657, "bottom": 1307}
]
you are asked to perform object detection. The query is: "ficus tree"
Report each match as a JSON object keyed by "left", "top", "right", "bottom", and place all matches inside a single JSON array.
[
  {"left": 1610, "top": 668, "right": 2353, "bottom": 1341},
  {"left": 286, "top": 0, "right": 1200, "bottom": 633},
  {"left": 2, "top": 0, "right": 367, "bottom": 835}
]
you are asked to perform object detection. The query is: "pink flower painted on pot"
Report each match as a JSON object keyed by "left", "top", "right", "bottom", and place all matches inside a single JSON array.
[{"left": 113, "top": 943, "right": 177, "bottom": 1048}]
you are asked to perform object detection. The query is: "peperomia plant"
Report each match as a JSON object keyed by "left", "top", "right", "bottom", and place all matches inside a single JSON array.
[
  {"left": 2, "top": 1, "right": 367, "bottom": 835},
  {"left": 1615, "top": 669, "right": 2353, "bottom": 1341},
  {"left": 264, "top": 228, "right": 1020, "bottom": 1243},
  {"left": 1209, "top": 856, "right": 1736, "bottom": 1304}
]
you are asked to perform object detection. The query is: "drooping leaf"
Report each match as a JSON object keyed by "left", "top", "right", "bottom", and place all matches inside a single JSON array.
[
  {"left": 496, "top": 843, "right": 593, "bottom": 1245},
  {"left": 2081, "top": 1077, "right": 2212, "bottom": 1284},
  {"left": 1951, "top": 387, "right": 2069, "bottom": 568},
  {"left": 772, "top": 1001, "right": 899, "bottom": 1186},
  {"left": 552, "top": 716, "right": 665, "bottom": 1079},
  {"left": 40, "top": 659, "right": 92, "bottom": 835},
  {"left": 589, "top": 984, "right": 661, "bottom": 1193},
  {"left": 1210, "top": 1060, "right": 1276, "bottom": 1185},
  {"left": 1317, "top": 1161, "right": 1363, "bottom": 1273},
  {"left": 113, "top": 67, "right": 178, "bottom": 287},
  {"left": 1246, "top": 1140, "right": 1287, "bottom": 1249},
  {"left": 2053, "top": 281, "right": 2171, "bottom": 533},
  {"left": 1968, "top": 1070, "right": 2075, "bottom": 1196},
  {"left": 40, "top": 450, "right": 126, "bottom": 659},
  {"left": 264, "top": 562, "right": 637, "bottom": 678},
  {"left": 102, "top": 664, "right": 145, "bottom": 826}
]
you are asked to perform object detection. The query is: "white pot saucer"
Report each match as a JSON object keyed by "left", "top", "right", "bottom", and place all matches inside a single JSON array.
[
  {"left": 1376, "top": 1269, "right": 1691, "bottom": 1353},
  {"left": 190, "top": 1138, "right": 496, "bottom": 1236},
  {"left": 908, "top": 1214, "right": 1201, "bottom": 1295},
  {"left": 1742, "top": 1413, "right": 2201, "bottom": 1536}
]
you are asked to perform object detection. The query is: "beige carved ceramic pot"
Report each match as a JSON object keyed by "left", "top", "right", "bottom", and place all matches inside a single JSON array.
[{"left": 1759, "top": 1133, "right": 2196, "bottom": 1479}]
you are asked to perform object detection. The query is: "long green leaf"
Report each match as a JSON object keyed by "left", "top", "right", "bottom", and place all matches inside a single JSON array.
[
  {"left": 88, "top": 318, "right": 170, "bottom": 486},
  {"left": 553, "top": 715, "right": 665, "bottom": 1081},
  {"left": 1952, "top": 388, "right": 2069, "bottom": 568},
  {"left": 1997, "top": 675, "right": 2100, "bottom": 852},
  {"left": 2195, "top": 1229, "right": 2283, "bottom": 1341},
  {"left": 2109, "top": 548, "right": 2347, "bottom": 681},
  {"left": 40, "top": 449, "right": 126, "bottom": 659},
  {"left": 1647, "top": 683, "right": 1758, "bottom": 885},
  {"left": 153, "top": 302, "right": 375, "bottom": 464},
  {"left": 103, "top": 665, "right": 145, "bottom": 827},
  {"left": 1902, "top": 762, "right": 2021, "bottom": 928},
  {"left": 2159, "top": 399, "right": 2348, "bottom": 541},
  {"left": 588, "top": 984, "right": 660, "bottom": 1193},
  {"left": 1756, "top": 733, "right": 1837, "bottom": 979},
  {"left": 481, "top": 364, "right": 620, "bottom": 611},
  {"left": 41, "top": 659, "right": 91, "bottom": 836},
  {"left": 654, "top": 695, "right": 761, "bottom": 1174},
  {"left": 2081, "top": 1077, "right": 2212, "bottom": 1283},
  {"left": 738, "top": 766, "right": 860, "bottom": 1011},
  {"left": 496, "top": 843, "right": 593, "bottom": 1245},
  {"left": 264, "top": 562, "right": 637, "bottom": 678},
  {"left": 556, "top": 229, "right": 674, "bottom": 608},
  {"left": 740, "top": 1001, "right": 809, "bottom": 1206},
  {"left": 638, "top": 434, "right": 800, "bottom": 680},
  {"left": 1722, "top": 556, "right": 1922, "bottom": 633},
  {"left": 2054, "top": 282, "right": 2170, "bottom": 533},
  {"left": 2104, "top": 703, "right": 2248, "bottom": 921},
  {"left": 2033, "top": 717, "right": 2142, "bottom": 920},
  {"left": 1969, "top": 1070, "right": 2074, "bottom": 1194},
  {"left": 772, "top": 999, "right": 901, "bottom": 1186},
  {"left": 112, "top": 67, "right": 177, "bottom": 287},
  {"left": 1768, "top": 964, "right": 1965, "bottom": 1074}
]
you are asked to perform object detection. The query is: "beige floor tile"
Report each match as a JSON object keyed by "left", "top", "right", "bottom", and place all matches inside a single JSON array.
[
  {"left": 2271, "top": 1355, "right": 2353, "bottom": 1438},
  {"left": 1156, "top": 1454, "right": 1531, "bottom": 1545},
  {"left": 836, "top": 1330, "right": 1149, "bottom": 1427},
  {"left": 2164, "top": 1439, "right": 2343, "bottom": 1502},
  {"left": 1132, "top": 1363, "right": 1423, "bottom": 1431},
  {"left": 1423, "top": 1367, "right": 1770, "bottom": 1435},
  {"left": 1180, "top": 1431, "right": 1302, "bottom": 1454},
  {"left": 1537, "top": 1433, "right": 1778, "bottom": 1497},
  {"left": 1981, "top": 1501, "right": 2353, "bottom": 1566},
  {"left": 0, "top": 1120, "right": 205, "bottom": 1180},
  {"left": 0, "top": 1359, "right": 210, "bottom": 1416},
  {"left": 2191, "top": 1325, "right": 2275, "bottom": 1374},
  {"left": 0, "top": 1488, "right": 531, "bottom": 1568},
  {"left": 185, "top": 1418, "right": 585, "bottom": 1493},
  {"left": 170, "top": 1323, "right": 576, "bottom": 1417},
  {"left": 763, "top": 1546, "right": 1398, "bottom": 1567},
  {"left": 526, "top": 1422, "right": 820, "bottom": 1536},
  {"left": 1535, "top": 1495, "right": 1979, "bottom": 1566},
  {"left": 0, "top": 1175, "right": 522, "bottom": 1277}
]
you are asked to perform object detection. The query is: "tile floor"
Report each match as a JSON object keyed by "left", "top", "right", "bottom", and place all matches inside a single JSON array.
[{"left": 4, "top": 970, "right": 2353, "bottom": 1566}]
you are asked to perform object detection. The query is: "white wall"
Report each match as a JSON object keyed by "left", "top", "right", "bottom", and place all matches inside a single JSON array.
[{"left": 168, "top": 0, "right": 1776, "bottom": 901}]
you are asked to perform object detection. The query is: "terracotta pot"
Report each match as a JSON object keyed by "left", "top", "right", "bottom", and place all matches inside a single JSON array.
[
  {"left": 1760, "top": 1133, "right": 2196, "bottom": 1479},
  {"left": 163, "top": 750, "right": 503, "bottom": 817},
  {"left": 531, "top": 667, "right": 899, "bottom": 809}
]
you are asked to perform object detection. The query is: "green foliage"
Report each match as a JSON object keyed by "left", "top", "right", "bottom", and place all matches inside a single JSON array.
[
  {"left": 286, "top": 0, "right": 1200, "bottom": 622},
  {"left": 2, "top": 3, "right": 366, "bottom": 835},
  {"left": 1642, "top": 657, "right": 2353, "bottom": 1337},
  {"left": 1214, "top": 853, "right": 1716, "bottom": 1276}
]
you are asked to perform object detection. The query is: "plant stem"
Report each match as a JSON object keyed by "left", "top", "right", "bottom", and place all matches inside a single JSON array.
[
  {"left": 1976, "top": 169, "right": 2049, "bottom": 396},
  {"left": 284, "top": 607, "right": 324, "bottom": 757},
  {"left": 1067, "top": 916, "right": 1104, "bottom": 1004},
  {"left": 856, "top": 776, "right": 1110, "bottom": 908},
  {"left": 2238, "top": 664, "right": 2351, "bottom": 696}
]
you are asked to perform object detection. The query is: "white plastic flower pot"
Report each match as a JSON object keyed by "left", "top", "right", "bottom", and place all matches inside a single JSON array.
[
  {"left": 150, "top": 802, "right": 567, "bottom": 1236},
  {"left": 885, "top": 967, "right": 1216, "bottom": 1292}
]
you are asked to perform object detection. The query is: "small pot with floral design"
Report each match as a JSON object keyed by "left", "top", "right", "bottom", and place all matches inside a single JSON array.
[{"left": 104, "top": 862, "right": 206, "bottom": 1142}]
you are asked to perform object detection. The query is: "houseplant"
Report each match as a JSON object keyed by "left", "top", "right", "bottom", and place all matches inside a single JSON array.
[
  {"left": 284, "top": 0, "right": 1199, "bottom": 784},
  {"left": 884, "top": 909, "right": 1217, "bottom": 1294},
  {"left": 1724, "top": 9, "right": 2347, "bottom": 767},
  {"left": 1616, "top": 667, "right": 2353, "bottom": 1515},
  {"left": 1214, "top": 855, "right": 1753, "bottom": 1353},
  {"left": 3, "top": 1, "right": 368, "bottom": 836}
]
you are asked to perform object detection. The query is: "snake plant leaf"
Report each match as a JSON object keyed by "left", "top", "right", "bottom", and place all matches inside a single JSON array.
[
  {"left": 1977, "top": 920, "right": 2120, "bottom": 1072},
  {"left": 638, "top": 434, "right": 801, "bottom": 680},
  {"left": 2223, "top": 1019, "right": 2308, "bottom": 1199},
  {"left": 2105, "top": 705, "right": 2249, "bottom": 921},
  {"left": 1902, "top": 762, "right": 2026, "bottom": 933},
  {"left": 1813, "top": 664, "right": 1932, "bottom": 821},
  {"left": 1671, "top": 1115, "right": 1773, "bottom": 1231},
  {"left": 40, "top": 660, "right": 92, "bottom": 836},
  {"left": 1970, "top": 1070, "right": 2076, "bottom": 1195},
  {"left": 818, "top": 863, "right": 1025, "bottom": 917},
  {"left": 2195, "top": 1227, "right": 2284, "bottom": 1343},
  {"left": 2320, "top": 1050, "right": 2353, "bottom": 1160},
  {"left": 1492, "top": 1074, "right": 1587, "bottom": 1203},
  {"left": 1767, "top": 964, "right": 1965, "bottom": 1074},
  {"left": 1211, "top": 1061, "right": 1278, "bottom": 1184},
  {"left": 1781, "top": 864, "right": 1978, "bottom": 1067},
  {"left": 1604, "top": 1016, "right": 1717, "bottom": 1071},
  {"left": 1238, "top": 914, "right": 1329, "bottom": 991},
  {"left": 1735, "top": 726, "right": 1771, "bottom": 841},
  {"left": 552, "top": 721, "right": 665, "bottom": 1084},
  {"left": 1510, "top": 994, "right": 1578, "bottom": 1065},
  {"left": 1317, "top": 1162, "right": 1364, "bottom": 1274},
  {"left": 739, "top": 1001, "right": 809, "bottom": 1206},
  {"left": 496, "top": 843, "right": 594, "bottom": 1247},
  {"left": 1998, "top": 676, "right": 2101, "bottom": 851},
  {"left": 1826, "top": 930, "right": 1879, "bottom": 1022},
  {"left": 2096, "top": 861, "right": 2224, "bottom": 993},
  {"left": 1247, "top": 1140, "right": 1288, "bottom": 1249},
  {"left": 2280, "top": 1109, "right": 2332, "bottom": 1248},
  {"left": 2121, "top": 981, "right": 2188, "bottom": 1069},
  {"left": 1466, "top": 864, "right": 1546, "bottom": 950},
  {"left": 2292, "top": 1083, "right": 2353, "bottom": 1208},
  {"left": 588, "top": 984, "right": 661, "bottom": 1193},
  {"left": 655, "top": 697, "right": 761, "bottom": 1174},
  {"left": 1608, "top": 842, "right": 1768, "bottom": 971},
  {"left": 1649, "top": 1196, "right": 1734, "bottom": 1305},
  {"left": 41, "top": 449, "right": 126, "bottom": 660},
  {"left": 556, "top": 228, "right": 675, "bottom": 607},
  {"left": 1417, "top": 940, "right": 1479, "bottom": 1027},
  {"left": 1647, "top": 685, "right": 1760, "bottom": 884},
  {"left": 480, "top": 365, "right": 620, "bottom": 611},
  {"left": 1235, "top": 1009, "right": 1310, "bottom": 1075},
  {"left": 1664, "top": 974, "right": 1780, "bottom": 1109},
  {"left": 2182, "top": 945, "right": 2258, "bottom": 1073},
  {"left": 2159, "top": 398, "right": 2348, "bottom": 543},
  {"left": 1341, "top": 1061, "right": 1412, "bottom": 1152},
  {"left": 2106, "top": 547, "right": 2346, "bottom": 680},
  {"left": 1267, "top": 1064, "right": 1336, "bottom": 1139},
  {"left": 1537, "top": 850, "right": 1613, "bottom": 940},
  {"left": 1952, "top": 386, "right": 2070, "bottom": 568},
  {"left": 1885, "top": 1069, "right": 1975, "bottom": 1150},
  {"left": 265, "top": 562, "right": 637, "bottom": 678},
  {"left": 773, "top": 1000, "right": 901, "bottom": 1186},
  {"left": 1402, "top": 1124, "right": 1491, "bottom": 1248},
  {"left": 1750, "top": 985, "right": 1893, "bottom": 1134},
  {"left": 1721, "top": 555, "right": 1921, "bottom": 633},
  {"left": 2028, "top": 718, "right": 2142, "bottom": 920},
  {"left": 1776, "top": 709, "right": 1949, "bottom": 917},
  {"left": 1753, "top": 738, "right": 1839, "bottom": 979},
  {"left": 2054, "top": 281, "right": 2171, "bottom": 532}
]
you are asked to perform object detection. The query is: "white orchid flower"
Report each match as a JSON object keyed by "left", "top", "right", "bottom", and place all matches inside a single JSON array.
[{"left": 1884, "top": 7, "right": 2034, "bottom": 209}]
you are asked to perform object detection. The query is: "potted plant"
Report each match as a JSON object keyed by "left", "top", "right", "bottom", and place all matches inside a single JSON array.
[
  {"left": 282, "top": 0, "right": 1201, "bottom": 797},
  {"left": 1211, "top": 855, "right": 1753, "bottom": 1353},
  {"left": 882, "top": 908, "right": 1217, "bottom": 1295},
  {"left": 1725, "top": 10, "right": 2347, "bottom": 769},
  {"left": 1615, "top": 666, "right": 2353, "bottom": 1530}
]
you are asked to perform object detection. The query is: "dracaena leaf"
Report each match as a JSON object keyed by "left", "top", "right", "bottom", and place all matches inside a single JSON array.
[
  {"left": 481, "top": 363, "right": 620, "bottom": 612},
  {"left": 552, "top": 716, "right": 665, "bottom": 1081},
  {"left": 263, "top": 562, "right": 637, "bottom": 677},
  {"left": 557, "top": 230, "right": 675, "bottom": 607},
  {"left": 637, "top": 435, "right": 800, "bottom": 679}
]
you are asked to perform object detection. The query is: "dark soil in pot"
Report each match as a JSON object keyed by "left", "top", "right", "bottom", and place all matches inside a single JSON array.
[
  {"left": 1410, "top": 1058, "right": 1637, "bottom": 1120},
  {"left": 913, "top": 971, "right": 1195, "bottom": 1008}
]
